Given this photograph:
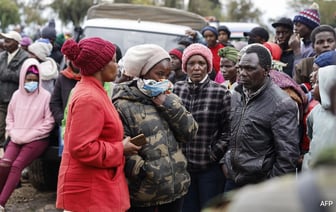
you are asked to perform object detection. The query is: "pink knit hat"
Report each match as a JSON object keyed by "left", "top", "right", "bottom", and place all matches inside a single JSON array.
[
  {"left": 61, "top": 37, "right": 116, "bottom": 76},
  {"left": 182, "top": 43, "right": 213, "bottom": 73}
]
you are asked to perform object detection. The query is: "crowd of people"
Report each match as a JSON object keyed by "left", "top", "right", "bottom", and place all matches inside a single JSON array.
[{"left": 0, "top": 2, "right": 335, "bottom": 212}]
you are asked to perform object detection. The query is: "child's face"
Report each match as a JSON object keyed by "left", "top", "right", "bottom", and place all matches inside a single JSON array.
[{"left": 25, "top": 73, "right": 39, "bottom": 83}]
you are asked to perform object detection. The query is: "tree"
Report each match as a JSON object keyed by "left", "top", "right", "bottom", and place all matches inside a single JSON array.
[
  {"left": 188, "top": 0, "right": 222, "bottom": 19},
  {"left": 0, "top": 0, "right": 20, "bottom": 31},
  {"left": 223, "top": 0, "right": 262, "bottom": 23},
  {"left": 16, "top": 0, "right": 48, "bottom": 26},
  {"left": 50, "top": 0, "right": 93, "bottom": 27}
]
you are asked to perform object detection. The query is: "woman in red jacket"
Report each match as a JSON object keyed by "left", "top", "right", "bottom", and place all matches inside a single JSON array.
[{"left": 56, "top": 37, "right": 140, "bottom": 212}]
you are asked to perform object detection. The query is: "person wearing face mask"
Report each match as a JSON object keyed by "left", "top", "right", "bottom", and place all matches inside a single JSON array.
[
  {"left": 112, "top": 44, "right": 198, "bottom": 212},
  {"left": 0, "top": 58, "right": 54, "bottom": 210}
]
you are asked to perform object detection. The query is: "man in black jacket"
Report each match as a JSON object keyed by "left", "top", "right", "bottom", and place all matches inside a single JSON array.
[
  {"left": 222, "top": 44, "right": 300, "bottom": 191},
  {"left": 0, "top": 31, "right": 29, "bottom": 147}
]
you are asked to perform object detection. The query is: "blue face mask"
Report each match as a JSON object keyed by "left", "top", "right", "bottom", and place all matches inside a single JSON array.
[
  {"left": 142, "top": 79, "right": 173, "bottom": 97},
  {"left": 24, "top": 81, "right": 38, "bottom": 93}
]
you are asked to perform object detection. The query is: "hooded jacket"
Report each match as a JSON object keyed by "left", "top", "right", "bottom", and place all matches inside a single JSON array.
[
  {"left": 112, "top": 80, "right": 198, "bottom": 207},
  {"left": 303, "top": 65, "right": 336, "bottom": 170},
  {"left": 5, "top": 58, "right": 54, "bottom": 144}
]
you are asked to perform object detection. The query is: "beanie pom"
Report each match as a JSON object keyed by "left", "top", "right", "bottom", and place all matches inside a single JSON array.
[{"left": 61, "top": 39, "right": 80, "bottom": 61}]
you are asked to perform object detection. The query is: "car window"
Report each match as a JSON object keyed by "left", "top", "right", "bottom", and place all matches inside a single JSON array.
[{"left": 83, "top": 27, "right": 184, "bottom": 55}]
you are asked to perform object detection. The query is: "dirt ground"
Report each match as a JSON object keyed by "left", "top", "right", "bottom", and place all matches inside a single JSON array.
[
  {"left": 5, "top": 179, "right": 60, "bottom": 212},
  {"left": 0, "top": 148, "right": 60, "bottom": 212}
]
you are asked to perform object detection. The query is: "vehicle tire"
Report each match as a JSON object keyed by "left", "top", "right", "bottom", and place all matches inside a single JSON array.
[{"left": 28, "top": 159, "right": 60, "bottom": 191}]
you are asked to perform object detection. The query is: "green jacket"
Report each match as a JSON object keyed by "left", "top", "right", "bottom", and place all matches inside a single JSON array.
[{"left": 112, "top": 80, "right": 198, "bottom": 207}]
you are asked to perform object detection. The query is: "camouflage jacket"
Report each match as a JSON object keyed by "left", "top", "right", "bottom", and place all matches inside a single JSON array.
[{"left": 112, "top": 80, "right": 198, "bottom": 207}]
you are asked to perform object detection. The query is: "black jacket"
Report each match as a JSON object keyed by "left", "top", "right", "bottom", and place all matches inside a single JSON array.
[
  {"left": 0, "top": 48, "right": 29, "bottom": 104},
  {"left": 224, "top": 78, "right": 300, "bottom": 186}
]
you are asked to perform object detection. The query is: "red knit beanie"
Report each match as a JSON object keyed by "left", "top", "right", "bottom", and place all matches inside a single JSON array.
[
  {"left": 61, "top": 37, "right": 116, "bottom": 76},
  {"left": 263, "top": 42, "right": 282, "bottom": 61},
  {"left": 169, "top": 47, "right": 184, "bottom": 62},
  {"left": 182, "top": 43, "right": 213, "bottom": 73}
]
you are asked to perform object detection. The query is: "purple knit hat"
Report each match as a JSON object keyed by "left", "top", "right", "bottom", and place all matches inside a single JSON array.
[
  {"left": 293, "top": 3, "right": 320, "bottom": 30},
  {"left": 182, "top": 43, "right": 213, "bottom": 73},
  {"left": 61, "top": 37, "right": 116, "bottom": 76}
]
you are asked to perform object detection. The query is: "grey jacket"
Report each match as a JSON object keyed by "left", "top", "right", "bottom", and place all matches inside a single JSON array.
[
  {"left": 0, "top": 48, "right": 29, "bottom": 104},
  {"left": 224, "top": 78, "right": 300, "bottom": 186}
]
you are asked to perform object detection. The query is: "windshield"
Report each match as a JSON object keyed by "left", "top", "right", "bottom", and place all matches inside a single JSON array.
[{"left": 82, "top": 27, "right": 185, "bottom": 55}]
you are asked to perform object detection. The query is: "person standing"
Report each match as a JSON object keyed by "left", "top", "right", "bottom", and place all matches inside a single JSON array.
[
  {"left": 112, "top": 44, "right": 198, "bottom": 212},
  {"left": 200, "top": 26, "right": 224, "bottom": 78},
  {"left": 28, "top": 39, "right": 59, "bottom": 93},
  {"left": 272, "top": 17, "right": 295, "bottom": 77},
  {"left": 222, "top": 44, "right": 300, "bottom": 191},
  {"left": 0, "top": 31, "right": 29, "bottom": 147},
  {"left": 56, "top": 37, "right": 140, "bottom": 211},
  {"left": 173, "top": 43, "right": 231, "bottom": 212},
  {"left": 215, "top": 46, "right": 239, "bottom": 91},
  {"left": 0, "top": 58, "right": 54, "bottom": 210},
  {"left": 40, "top": 19, "right": 63, "bottom": 65},
  {"left": 168, "top": 47, "right": 187, "bottom": 84}
]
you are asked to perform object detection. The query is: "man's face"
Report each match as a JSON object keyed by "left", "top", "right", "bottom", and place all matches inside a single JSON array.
[
  {"left": 314, "top": 31, "right": 336, "bottom": 55},
  {"left": 294, "top": 22, "right": 311, "bottom": 38},
  {"left": 238, "top": 52, "right": 267, "bottom": 93},
  {"left": 218, "top": 31, "right": 229, "bottom": 43},
  {"left": 170, "top": 54, "right": 182, "bottom": 71},
  {"left": 3, "top": 38, "right": 19, "bottom": 53},
  {"left": 275, "top": 26, "right": 293, "bottom": 49}
]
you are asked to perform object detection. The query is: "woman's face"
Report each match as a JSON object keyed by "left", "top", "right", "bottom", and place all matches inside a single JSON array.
[
  {"left": 220, "top": 57, "right": 237, "bottom": 83},
  {"left": 101, "top": 54, "right": 118, "bottom": 82},
  {"left": 143, "top": 59, "right": 171, "bottom": 81},
  {"left": 186, "top": 55, "right": 208, "bottom": 83}
]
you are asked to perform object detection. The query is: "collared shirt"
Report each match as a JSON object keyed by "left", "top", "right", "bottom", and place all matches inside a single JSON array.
[{"left": 7, "top": 48, "right": 20, "bottom": 64}]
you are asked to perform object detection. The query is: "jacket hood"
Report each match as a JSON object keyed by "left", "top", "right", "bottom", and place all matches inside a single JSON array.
[
  {"left": 112, "top": 80, "right": 152, "bottom": 105},
  {"left": 39, "top": 57, "right": 59, "bottom": 80},
  {"left": 318, "top": 65, "right": 336, "bottom": 109},
  {"left": 18, "top": 58, "right": 43, "bottom": 94}
]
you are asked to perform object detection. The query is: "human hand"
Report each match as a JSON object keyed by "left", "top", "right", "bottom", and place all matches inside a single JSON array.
[
  {"left": 289, "top": 33, "right": 301, "bottom": 55},
  {"left": 123, "top": 136, "right": 141, "bottom": 156},
  {"left": 185, "top": 29, "right": 196, "bottom": 38},
  {"left": 152, "top": 94, "right": 166, "bottom": 106}
]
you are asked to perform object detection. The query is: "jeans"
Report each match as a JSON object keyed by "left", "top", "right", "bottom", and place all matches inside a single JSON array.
[
  {"left": 0, "top": 140, "right": 49, "bottom": 206},
  {"left": 182, "top": 165, "right": 225, "bottom": 212}
]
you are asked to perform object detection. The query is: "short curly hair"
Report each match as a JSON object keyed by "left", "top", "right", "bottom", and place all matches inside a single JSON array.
[{"left": 245, "top": 44, "right": 272, "bottom": 71}]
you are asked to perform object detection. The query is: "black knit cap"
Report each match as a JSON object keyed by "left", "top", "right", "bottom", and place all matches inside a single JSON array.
[
  {"left": 218, "top": 25, "right": 231, "bottom": 39},
  {"left": 272, "top": 17, "right": 293, "bottom": 31}
]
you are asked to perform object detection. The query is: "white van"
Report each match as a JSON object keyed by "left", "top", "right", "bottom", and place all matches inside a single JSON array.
[{"left": 79, "top": 3, "right": 208, "bottom": 55}]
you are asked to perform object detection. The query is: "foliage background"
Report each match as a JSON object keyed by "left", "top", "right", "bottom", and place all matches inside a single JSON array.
[{"left": 0, "top": 0, "right": 335, "bottom": 34}]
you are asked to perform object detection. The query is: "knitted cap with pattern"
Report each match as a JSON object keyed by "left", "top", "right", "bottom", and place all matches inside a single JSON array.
[
  {"left": 61, "top": 37, "right": 116, "bottom": 76},
  {"left": 182, "top": 43, "right": 213, "bottom": 73},
  {"left": 293, "top": 3, "right": 320, "bottom": 30}
]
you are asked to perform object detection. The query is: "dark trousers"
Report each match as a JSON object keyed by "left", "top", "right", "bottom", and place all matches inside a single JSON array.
[
  {"left": 182, "top": 165, "right": 225, "bottom": 212},
  {"left": 128, "top": 197, "right": 184, "bottom": 212}
]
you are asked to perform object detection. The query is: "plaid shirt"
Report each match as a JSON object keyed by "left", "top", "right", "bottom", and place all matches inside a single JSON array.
[{"left": 174, "top": 77, "right": 231, "bottom": 172}]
